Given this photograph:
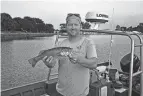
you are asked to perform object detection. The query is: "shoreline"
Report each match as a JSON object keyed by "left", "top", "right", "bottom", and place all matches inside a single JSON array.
[
  {"left": 1, "top": 32, "right": 142, "bottom": 41},
  {"left": 1, "top": 32, "right": 55, "bottom": 41}
]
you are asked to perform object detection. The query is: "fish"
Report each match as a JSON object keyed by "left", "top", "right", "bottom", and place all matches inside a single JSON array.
[{"left": 28, "top": 47, "right": 73, "bottom": 67}]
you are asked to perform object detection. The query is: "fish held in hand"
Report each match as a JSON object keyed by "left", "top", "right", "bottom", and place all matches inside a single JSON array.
[{"left": 28, "top": 47, "right": 73, "bottom": 67}]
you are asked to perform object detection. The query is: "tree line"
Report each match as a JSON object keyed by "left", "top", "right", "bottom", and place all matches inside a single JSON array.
[
  {"left": 1, "top": 12, "right": 92, "bottom": 34},
  {"left": 59, "top": 22, "right": 90, "bottom": 33},
  {"left": 3, "top": 12, "right": 142, "bottom": 34},
  {"left": 1, "top": 13, "right": 54, "bottom": 33},
  {"left": 115, "top": 23, "right": 143, "bottom": 33}
]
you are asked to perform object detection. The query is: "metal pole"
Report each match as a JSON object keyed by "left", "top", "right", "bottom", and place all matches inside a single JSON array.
[
  {"left": 55, "top": 30, "right": 59, "bottom": 45},
  {"left": 108, "top": 35, "right": 113, "bottom": 68},
  {"left": 139, "top": 35, "right": 143, "bottom": 96},
  {"left": 128, "top": 40, "right": 135, "bottom": 96},
  {"left": 108, "top": 8, "right": 114, "bottom": 68},
  {"left": 47, "top": 30, "right": 59, "bottom": 82},
  {"left": 129, "top": 33, "right": 143, "bottom": 96}
]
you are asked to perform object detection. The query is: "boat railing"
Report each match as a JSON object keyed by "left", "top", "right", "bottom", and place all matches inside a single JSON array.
[
  {"left": 1, "top": 29, "right": 142, "bottom": 96},
  {"left": 52, "top": 29, "right": 143, "bottom": 96},
  {"left": 81, "top": 29, "right": 143, "bottom": 96}
]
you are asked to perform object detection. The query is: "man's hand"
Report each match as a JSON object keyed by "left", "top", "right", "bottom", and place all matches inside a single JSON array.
[
  {"left": 42, "top": 56, "right": 56, "bottom": 68},
  {"left": 68, "top": 53, "right": 85, "bottom": 64}
]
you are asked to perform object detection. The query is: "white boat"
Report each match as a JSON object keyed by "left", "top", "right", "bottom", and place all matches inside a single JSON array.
[{"left": 1, "top": 29, "right": 143, "bottom": 96}]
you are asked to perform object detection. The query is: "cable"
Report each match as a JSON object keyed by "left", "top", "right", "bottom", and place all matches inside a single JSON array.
[
  {"left": 47, "top": 30, "right": 59, "bottom": 82},
  {"left": 55, "top": 30, "right": 59, "bottom": 45},
  {"left": 108, "top": 8, "right": 114, "bottom": 69}
]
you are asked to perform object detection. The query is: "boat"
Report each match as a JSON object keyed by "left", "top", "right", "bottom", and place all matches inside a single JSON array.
[
  {"left": 1, "top": 11, "right": 143, "bottom": 96},
  {"left": 1, "top": 29, "right": 143, "bottom": 96}
]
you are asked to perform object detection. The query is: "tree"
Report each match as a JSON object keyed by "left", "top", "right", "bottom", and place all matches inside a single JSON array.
[
  {"left": 1, "top": 13, "right": 15, "bottom": 31},
  {"left": 60, "top": 23, "right": 66, "bottom": 30},
  {"left": 36, "top": 23, "right": 45, "bottom": 32},
  {"left": 121, "top": 27, "right": 127, "bottom": 31},
  {"left": 33, "top": 18, "right": 44, "bottom": 24},
  {"left": 137, "top": 23, "right": 143, "bottom": 33},
  {"left": 33, "top": 18, "right": 45, "bottom": 32},
  {"left": 1, "top": 12, "right": 55, "bottom": 33},
  {"left": 13, "top": 17, "right": 22, "bottom": 31},
  {"left": 115, "top": 25, "right": 121, "bottom": 31},
  {"left": 82, "top": 22, "right": 91, "bottom": 29},
  {"left": 127, "top": 26, "right": 133, "bottom": 31},
  {"left": 23, "top": 16, "right": 35, "bottom": 32},
  {"left": 45, "top": 24, "right": 54, "bottom": 33},
  {"left": 22, "top": 19, "right": 35, "bottom": 32},
  {"left": 59, "top": 23, "right": 66, "bottom": 33}
]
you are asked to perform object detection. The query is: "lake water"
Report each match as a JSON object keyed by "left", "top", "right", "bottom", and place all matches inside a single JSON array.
[{"left": 1, "top": 35, "right": 142, "bottom": 90}]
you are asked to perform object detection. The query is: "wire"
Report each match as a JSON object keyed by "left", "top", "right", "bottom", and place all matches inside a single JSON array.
[
  {"left": 108, "top": 8, "right": 114, "bottom": 69},
  {"left": 108, "top": 35, "right": 113, "bottom": 69},
  {"left": 47, "top": 30, "right": 59, "bottom": 82},
  {"left": 55, "top": 30, "right": 59, "bottom": 45}
]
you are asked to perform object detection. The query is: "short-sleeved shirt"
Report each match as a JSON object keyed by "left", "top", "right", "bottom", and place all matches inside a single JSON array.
[{"left": 55, "top": 37, "right": 97, "bottom": 96}]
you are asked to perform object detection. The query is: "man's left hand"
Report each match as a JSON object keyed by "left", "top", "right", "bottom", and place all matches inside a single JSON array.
[{"left": 68, "top": 53, "right": 85, "bottom": 64}]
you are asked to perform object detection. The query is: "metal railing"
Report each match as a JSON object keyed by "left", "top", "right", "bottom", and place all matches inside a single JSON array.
[{"left": 51, "top": 29, "right": 143, "bottom": 96}]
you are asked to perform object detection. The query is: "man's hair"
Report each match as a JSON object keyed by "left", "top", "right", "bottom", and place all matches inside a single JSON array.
[{"left": 66, "top": 13, "right": 81, "bottom": 24}]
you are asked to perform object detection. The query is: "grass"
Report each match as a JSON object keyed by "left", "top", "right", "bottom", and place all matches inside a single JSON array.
[{"left": 1, "top": 32, "right": 55, "bottom": 41}]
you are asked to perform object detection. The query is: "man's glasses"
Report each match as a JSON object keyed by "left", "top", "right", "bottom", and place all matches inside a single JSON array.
[{"left": 67, "top": 13, "right": 81, "bottom": 19}]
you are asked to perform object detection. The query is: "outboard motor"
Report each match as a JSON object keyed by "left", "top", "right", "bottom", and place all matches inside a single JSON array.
[
  {"left": 120, "top": 53, "right": 140, "bottom": 73},
  {"left": 119, "top": 53, "right": 141, "bottom": 95}
]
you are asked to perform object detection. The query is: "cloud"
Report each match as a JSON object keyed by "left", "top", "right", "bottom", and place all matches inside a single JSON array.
[
  {"left": 1, "top": 0, "right": 143, "bottom": 29},
  {"left": 114, "top": 14, "right": 143, "bottom": 27}
]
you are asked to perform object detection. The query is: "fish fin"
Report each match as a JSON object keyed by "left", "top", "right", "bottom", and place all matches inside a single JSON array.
[{"left": 28, "top": 58, "right": 37, "bottom": 67}]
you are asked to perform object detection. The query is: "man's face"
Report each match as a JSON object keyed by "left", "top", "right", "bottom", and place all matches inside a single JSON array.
[{"left": 66, "top": 18, "right": 81, "bottom": 36}]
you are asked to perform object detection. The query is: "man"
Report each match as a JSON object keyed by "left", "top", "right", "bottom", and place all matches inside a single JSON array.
[{"left": 43, "top": 13, "right": 98, "bottom": 96}]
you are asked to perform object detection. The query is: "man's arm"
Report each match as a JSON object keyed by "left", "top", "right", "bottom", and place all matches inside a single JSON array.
[
  {"left": 77, "top": 57, "right": 97, "bottom": 69},
  {"left": 80, "top": 39, "right": 98, "bottom": 69},
  {"left": 70, "top": 39, "right": 98, "bottom": 69}
]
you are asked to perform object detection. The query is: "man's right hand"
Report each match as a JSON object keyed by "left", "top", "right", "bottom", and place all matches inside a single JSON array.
[{"left": 42, "top": 56, "right": 56, "bottom": 68}]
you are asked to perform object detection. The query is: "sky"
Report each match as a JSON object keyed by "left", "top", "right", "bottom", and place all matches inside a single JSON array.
[{"left": 1, "top": 0, "right": 143, "bottom": 29}]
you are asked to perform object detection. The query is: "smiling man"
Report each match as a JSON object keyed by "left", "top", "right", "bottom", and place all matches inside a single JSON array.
[{"left": 43, "top": 13, "right": 98, "bottom": 96}]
